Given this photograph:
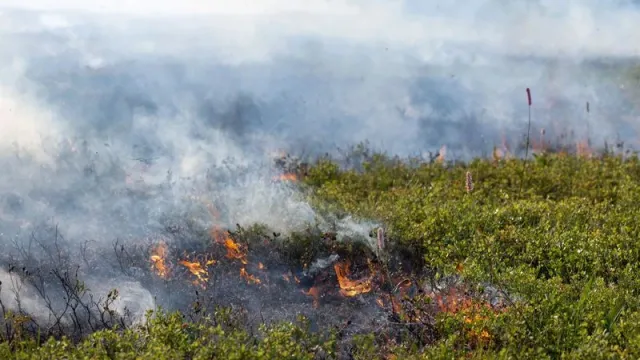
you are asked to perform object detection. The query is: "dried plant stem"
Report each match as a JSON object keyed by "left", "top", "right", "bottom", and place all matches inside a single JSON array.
[
  {"left": 519, "top": 88, "right": 532, "bottom": 198},
  {"left": 525, "top": 104, "right": 532, "bottom": 160},
  {"left": 465, "top": 171, "right": 474, "bottom": 194}
]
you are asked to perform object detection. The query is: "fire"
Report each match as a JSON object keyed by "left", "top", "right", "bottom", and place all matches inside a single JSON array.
[
  {"left": 202, "top": 201, "right": 265, "bottom": 285},
  {"left": 179, "top": 258, "right": 216, "bottom": 288},
  {"left": 333, "top": 260, "right": 373, "bottom": 297},
  {"left": 150, "top": 242, "right": 169, "bottom": 279},
  {"left": 240, "top": 268, "right": 261, "bottom": 285},
  {"left": 303, "top": 286, "right": 321, "bottom": 308},
  {"left": 436, "top": 145, "right": 446, "bottom": 164},
  {"left": 204, "top": 206, "right": 248, "bottom": 265},
  {"left": 273, "top": 173, "right": 298, "bottom": 182},
  {"left": 223, "top": 238, "right": 248, "bottom": 265},
  {"left": 431, "top": 286, "right": 497, "bottom": 345},
  {"left": 576, "top": 139, "right": 592, "bottom": 158}
]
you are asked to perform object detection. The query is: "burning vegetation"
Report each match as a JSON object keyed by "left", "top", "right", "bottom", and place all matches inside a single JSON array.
[
  {"left": 150, "top": 242, "right": 169, "bottom": 279},
  {"left": 142, "top": 197, "right": 509, "bottom": 358},
  {"left": 5, "top": 140, "right": 640, "bottom": 358},
  {"left": 333, "top": 260, "right": 374, "bottom": 297}
]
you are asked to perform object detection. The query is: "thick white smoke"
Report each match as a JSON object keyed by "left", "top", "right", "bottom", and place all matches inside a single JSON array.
[{"left": 0, "top": 0, "right": 638, "bottom": 322}]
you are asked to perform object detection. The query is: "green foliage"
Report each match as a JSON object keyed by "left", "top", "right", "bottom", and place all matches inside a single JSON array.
[
  {"left": 303, "top": 151, "right": 640, "bottom": 358},
  {"left": 0, "top": 310, "right": 334, "bottom": 359},
  {"left": 6, "top": 150, "right": 640, "bottom": 358}
]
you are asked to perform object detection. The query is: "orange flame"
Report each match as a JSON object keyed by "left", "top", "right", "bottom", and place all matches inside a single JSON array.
[
  {"left": 179, "top": 258, "right": 216, "bottom": 288},
  {"left": 333, "top": 260, "right": 373, "bottom": 297},
  {"left": 240, "top": 268, "right": 261, "bottom": 285},
  {"left": 203, "top": 206, "right": 249, "bottom": 265},
  {"left": 431, "top": 286, "right": 496, "bottom": 345},
  {"left": 150, "top": 242, "right": 169, "bottom": 279},
  {"left": 303, "top": 286, "right": 321, "bottom": 308},
  {"left": 223, "top": 238, "right": 248, "bottom": 264},
  {"left": 436, "top": 145, "right": 446, "bottom": 164},
  {"left": 273, "top": 173, "right": 298, "bottom": 182},
  {"left": 576, "top": 139, "right": 592, "bottom": 158},
  {"left": 391, "top": 296, "right": 403, "bottom": 315},
  {"left": 201, "top": 201, "right": 229, "bottom": 245}
]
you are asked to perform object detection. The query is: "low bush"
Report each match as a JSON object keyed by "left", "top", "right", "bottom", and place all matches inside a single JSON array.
[{"left": 5, "top": 147, "right": 640, "bottom": 359}]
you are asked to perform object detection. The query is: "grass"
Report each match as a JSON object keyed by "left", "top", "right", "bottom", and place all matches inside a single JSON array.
[{"left": 4, "top": 144, "right": 640, "bottom": 359}]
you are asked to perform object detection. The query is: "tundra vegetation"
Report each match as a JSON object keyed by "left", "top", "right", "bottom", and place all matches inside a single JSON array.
[{"left": 2, "top": 138, "right": 640, "bottom": 359}]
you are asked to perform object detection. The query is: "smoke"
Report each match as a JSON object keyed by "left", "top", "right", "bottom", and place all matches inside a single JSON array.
[
  {"left": 85, "top": 278, "right": 155, "bottom": 324},
  {"left": 0, "top": 268, "right": 57, "bottom": 324},
  {"left": 0, "top": 0, "right": 639, "bottom": 326}
]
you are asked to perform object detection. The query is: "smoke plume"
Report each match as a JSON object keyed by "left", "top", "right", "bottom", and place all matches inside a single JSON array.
[{"left": 0, "top": 0, "right": 639, "bottom": 328}]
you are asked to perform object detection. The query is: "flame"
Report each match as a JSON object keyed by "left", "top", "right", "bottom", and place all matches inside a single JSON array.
[
  {"left": 333, "top": 260, "right": 373, "bottom": 297},
  {"left": 150, "top": 242, "right": 169, "bottom": 279},
  {"left": 180, "top": 258, "right": 216, "bottom": 288},
  {"left": 223, "top": 238, "right": 248, "bottom": 264},
  {"left": 240, "top": 268, "right": 261, "bottom": 285},
  {"left": 431, "top": 286, "right": 496, "bottom": 345},
  {"left": 282, "top": 273, "right": 291, "bottom": 283},
  {"left": 203, "top": 204, "right": 248, "bottom": 265},
  {"left": 273, "top": 173, "right": 298, "bottom": 182},
  {"left": 576, "top": 139, "right": 592, "bottom": 158},
  {"left": 204, "top": 202, "right": 228, "bottom": 245},
  {"left": 391, "top": 296, "right": 403, "bottom": 315},
  {"left": 258, "top": 262, "right": 265, "bottom": 270},
  {"left": 436, "top": 145, "right": 446, "bottom": 164},
  {"left": 303, "top": 286, "right": 320, "bottom": 308},
  {"left": 376, "top": 297, "right": 385, "bottom": 308}
]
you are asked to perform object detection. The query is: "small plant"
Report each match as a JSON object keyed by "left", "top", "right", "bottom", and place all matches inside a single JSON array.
[{"left": 465, "top": 171, "right": 474, "bottom": 193}]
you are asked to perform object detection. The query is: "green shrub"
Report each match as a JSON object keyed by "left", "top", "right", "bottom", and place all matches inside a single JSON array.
[{"left": 6, "top": 150, "right": 640, "bottom": 358}]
